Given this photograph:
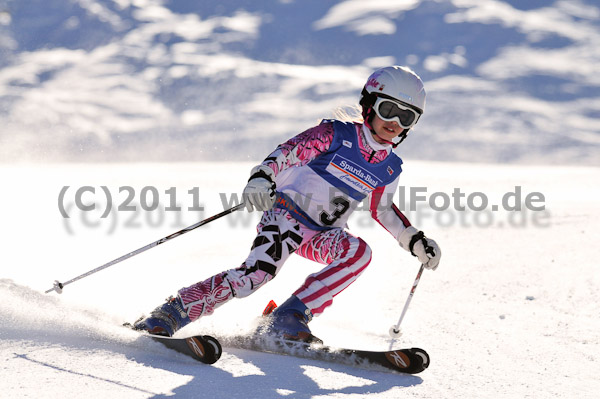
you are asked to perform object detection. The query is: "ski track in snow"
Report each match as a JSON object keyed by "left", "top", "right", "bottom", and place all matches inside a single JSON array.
[{"left": 1, "top": 162, "right": 598, "bottom": 398}]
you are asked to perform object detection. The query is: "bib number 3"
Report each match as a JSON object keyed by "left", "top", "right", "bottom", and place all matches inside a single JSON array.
[{"left": 319, "top": 196, "right": 351, "bottom": 226}]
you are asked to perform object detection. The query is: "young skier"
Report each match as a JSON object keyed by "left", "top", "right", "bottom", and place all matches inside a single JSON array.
[{"left": 134, "top": 66, "right": 441, "bottom": 341}]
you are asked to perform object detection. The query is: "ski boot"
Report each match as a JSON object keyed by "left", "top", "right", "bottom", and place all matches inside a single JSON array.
[
  {"left": 262, "top": 296, "right": 322, "bottom": 344},
  {"left": 133, "top": 296, "right": 191, "bottom": 337}
]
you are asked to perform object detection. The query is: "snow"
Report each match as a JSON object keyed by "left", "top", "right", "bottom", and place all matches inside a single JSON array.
[
  {"left": 312, "top": 0, "right": 422, "bottom": 35},
  {"left": 1, "top": 162, "right": 599, "bottom": 398},
  {"left": 1, "top": 0, "right": 599, "bottom": 397}
]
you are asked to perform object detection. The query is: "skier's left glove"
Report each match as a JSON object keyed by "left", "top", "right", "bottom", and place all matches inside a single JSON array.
[
  {"left": 243, "top": 164, "right": 277, "bottom": 212},
  {"left": 398, "top": 226, "right": 441, "bottom": 270}
]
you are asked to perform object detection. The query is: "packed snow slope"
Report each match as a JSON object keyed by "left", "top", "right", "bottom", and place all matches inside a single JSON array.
[
  {"left": 1, "top": 1, "right": 599, "bottom": 398},
  {"left": 1, "top": 162, "right": 598, "bottom": 398},
  {"left": 0, "top": 0, "right": 599, "bottom": 165}
]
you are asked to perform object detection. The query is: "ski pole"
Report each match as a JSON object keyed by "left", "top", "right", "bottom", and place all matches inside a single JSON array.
[
  {"left": 389, "top": 263, "right": 425, "bottom": 338},
  {"left": 45, "top": 203, "right": 245, "bottom": 294}
]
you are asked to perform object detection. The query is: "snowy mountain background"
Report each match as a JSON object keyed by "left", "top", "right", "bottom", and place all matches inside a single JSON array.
[
  {"left": 1, "top": 1, "right": 600, "bottom": 398},
  {"left": 1, "top": 0, "right": 599, "bottom": 164}
]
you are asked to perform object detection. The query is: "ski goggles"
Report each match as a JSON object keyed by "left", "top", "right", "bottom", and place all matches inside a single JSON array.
[{"left": 373, "top": 97, "right": 422, "bottom": 129}]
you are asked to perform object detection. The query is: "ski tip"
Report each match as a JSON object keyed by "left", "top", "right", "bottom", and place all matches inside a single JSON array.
[
  {"left": 151, "top": 334, "right": 222, "bottom": 365},
  {"left": 385, "top": 347, "right": 430, "bottom": 374},
  {"left": 125, "top": 321, "right": 223, "bottom": 365},
  {"left": 412, "top": 347, "right": 430, "bottom": 371},
  {"left": 181, "top": 335, "right": 223, "bottom": 364},
  {"left": 200, "top": 335, "right": 223, "bottom": 364}
]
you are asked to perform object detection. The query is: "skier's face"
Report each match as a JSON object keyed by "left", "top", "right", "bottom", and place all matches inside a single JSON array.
[{"left": 371, "top": 114, "right": 404, "bottom": 145}]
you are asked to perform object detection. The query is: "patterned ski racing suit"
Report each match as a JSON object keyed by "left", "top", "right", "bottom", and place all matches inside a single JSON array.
[{"left": 178, "top": 120, "right": 414, "bottom": 321}]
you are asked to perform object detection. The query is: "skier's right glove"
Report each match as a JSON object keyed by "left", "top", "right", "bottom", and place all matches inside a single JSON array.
[
  {"left": 243, "top": 164, "right": 277, "bottom": 212},
  {"left": 398, "top": 226, "right": 441, "bottom": 270}
]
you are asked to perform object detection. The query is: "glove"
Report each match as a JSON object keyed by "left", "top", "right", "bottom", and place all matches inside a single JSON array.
[
  {"left": 242, "top": 164, "right": 277, "bottom": 212},
  {"left": 398, "top": 226, "right": 441, "bottom": 270}
]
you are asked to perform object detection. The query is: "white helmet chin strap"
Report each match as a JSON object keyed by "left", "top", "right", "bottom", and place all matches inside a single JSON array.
[{"left": 393, "top": 130, "right": 410, "bottom": 148}]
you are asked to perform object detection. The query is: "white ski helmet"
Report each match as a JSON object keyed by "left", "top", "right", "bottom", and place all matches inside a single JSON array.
[{"left": 359, "top": 66, "right": 426, "bottom": 143}]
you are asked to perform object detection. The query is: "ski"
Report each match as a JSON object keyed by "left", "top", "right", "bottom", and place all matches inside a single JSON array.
[
  {"left": 126, "top": 325, "right": 427, "bottom": 373},
  {"left": 145, "top": 334, "right": 223, "bottom": 365},
  {"left": 220, "top": 334, "right": 429, "bottom": 374},
  {"left": 125, "top": 323, "right": 222, "bottom": 364}
]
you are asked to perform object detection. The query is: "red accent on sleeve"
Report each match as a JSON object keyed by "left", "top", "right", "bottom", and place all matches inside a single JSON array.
[
  {"left": 370, "top": 186, "right": 412, "bottom": 234},
  {"left": 392, "top": 203, "right": 412, "bottom": 227}
]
